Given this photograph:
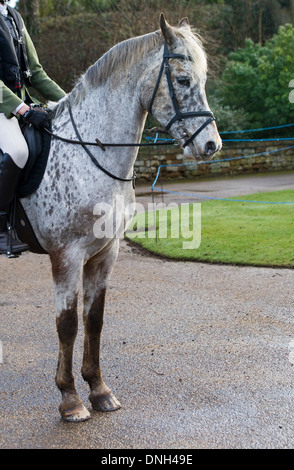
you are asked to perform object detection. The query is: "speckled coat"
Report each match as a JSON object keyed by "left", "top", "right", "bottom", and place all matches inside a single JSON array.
[{"left": 20, "top": 15, "right": 221, "bottom": 422}]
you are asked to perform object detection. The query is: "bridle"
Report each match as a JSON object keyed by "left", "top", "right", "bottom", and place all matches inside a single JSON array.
[
  {"left": 45, "top": 40, "right": 215, "bottom": 187},
  {"left": 148, "top": 41, "right": 215, "bottom": 148}
]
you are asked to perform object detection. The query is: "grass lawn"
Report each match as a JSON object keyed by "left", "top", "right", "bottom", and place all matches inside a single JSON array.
[{"left": 125, "top": 189, "right": 294, "bottom": 268}]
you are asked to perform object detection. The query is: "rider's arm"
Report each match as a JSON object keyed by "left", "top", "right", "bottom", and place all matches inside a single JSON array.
[
  {"left": 0, "top": 80, "right": 25, "bottom": 117},
  {"left": 0, "top": 17, "right": 66, "bottom": 118},
  {"left": 23, "top": 21, "right": 66, "bottom": 102}
]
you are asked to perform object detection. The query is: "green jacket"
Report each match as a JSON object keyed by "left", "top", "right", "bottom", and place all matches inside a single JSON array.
[{"left": 0, "top": 8, "right": 66, "bottom": 118}]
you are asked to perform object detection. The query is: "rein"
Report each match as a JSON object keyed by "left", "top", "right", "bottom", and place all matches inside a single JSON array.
[
  {"left": 68, "top": 103, "right": 137, "bottom": 188},
  {"left": 45, "top": 40, "right": 215, "bottom": 187},
  {"left": 45, "top": 104, "right": 174, "bottom": 190}
]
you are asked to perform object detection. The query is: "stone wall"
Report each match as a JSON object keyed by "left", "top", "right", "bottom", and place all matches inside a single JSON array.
[{"left": 135, "top": 140, "right": 294, "bottom": 184}]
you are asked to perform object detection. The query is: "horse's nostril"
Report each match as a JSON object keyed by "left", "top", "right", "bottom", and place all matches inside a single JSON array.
[{"left": 205, "top": 141, "right": 216, "bottom": 155}]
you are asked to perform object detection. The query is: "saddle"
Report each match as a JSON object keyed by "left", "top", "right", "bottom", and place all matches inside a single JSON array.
[{"left": 9, "top": 122, "right": 52, "bottom": 256}]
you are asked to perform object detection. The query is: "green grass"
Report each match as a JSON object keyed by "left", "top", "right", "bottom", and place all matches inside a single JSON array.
[{"left": 125, "top": 189, "right": 294, "bottom": 268}]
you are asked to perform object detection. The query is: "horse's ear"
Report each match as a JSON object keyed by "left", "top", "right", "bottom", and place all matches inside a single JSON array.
[
  {"left": 160, "top": 12, "right": 177, "bottom": 45},
  {"left": 179, "top": 17, "right": 191, "bottom": 30}
]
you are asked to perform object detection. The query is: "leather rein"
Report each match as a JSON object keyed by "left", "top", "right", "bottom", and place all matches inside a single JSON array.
[{"left": 45, "top": 40, "right": 215, "bottom": 188}]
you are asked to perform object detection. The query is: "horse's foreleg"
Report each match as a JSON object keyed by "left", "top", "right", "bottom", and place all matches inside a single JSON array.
[
  {"left": 81, "top": 241, "right": 121, "bottom": 412},
  {"left": 51, "top": 250, "right": 91, "bottom": 422}
]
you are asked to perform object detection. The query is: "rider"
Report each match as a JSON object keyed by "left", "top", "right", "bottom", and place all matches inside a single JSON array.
[{"left": 0, "top": 0, "right": 66, "bottom": 254}]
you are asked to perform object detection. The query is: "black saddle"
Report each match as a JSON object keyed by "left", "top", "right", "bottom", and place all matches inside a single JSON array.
[
  {"left": 9, "top": 123, "right": 52, "bottom": 256},
  {"left": 17, "top": 122, "right": 52, "bottom": 198}
]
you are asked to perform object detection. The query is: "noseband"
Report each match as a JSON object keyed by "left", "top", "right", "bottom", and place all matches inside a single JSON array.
[{"left": 148, "top": 41, "right": 215, "bottom": 148}]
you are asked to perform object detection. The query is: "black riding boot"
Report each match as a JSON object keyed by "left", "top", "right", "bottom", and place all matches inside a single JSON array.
[{"left": 0, "top": 153, "right": 29, "bottom": 254}]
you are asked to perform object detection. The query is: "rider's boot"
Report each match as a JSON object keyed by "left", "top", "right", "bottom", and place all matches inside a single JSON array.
[{"left": 0, "top": 153, "right": 29, "bottom": 254}]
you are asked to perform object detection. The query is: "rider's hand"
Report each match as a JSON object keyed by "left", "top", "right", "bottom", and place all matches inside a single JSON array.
[{"left": 22, "top": 107, "right": 49, "bottom": 130}]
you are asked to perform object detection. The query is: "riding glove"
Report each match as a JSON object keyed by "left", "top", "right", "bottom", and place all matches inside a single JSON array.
[{"left": 22, "top": 107, "right": 49, "bottom": 130}]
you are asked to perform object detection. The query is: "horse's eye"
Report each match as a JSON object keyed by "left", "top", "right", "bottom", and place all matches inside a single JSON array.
[{"left": 177, "top": 76, "right": 190, "bottom": 87}]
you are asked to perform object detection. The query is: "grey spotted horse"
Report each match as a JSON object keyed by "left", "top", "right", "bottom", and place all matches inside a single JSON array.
[{"left": 18, "top": 14, "right": 222, "bottom": 421}]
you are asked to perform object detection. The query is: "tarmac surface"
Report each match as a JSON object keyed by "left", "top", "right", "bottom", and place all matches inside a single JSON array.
[
  {"left": 0, "top": 172, "right": 294, "bottom": 450},
  {"left": 136, "top": 170, "right": 294, "bottom": 207}
]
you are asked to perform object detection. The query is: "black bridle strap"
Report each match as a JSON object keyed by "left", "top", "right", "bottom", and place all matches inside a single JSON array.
[
  {"left": 182, "top": 116, "right": 215, "bottom": 148},
  {"left": 45, "top": 126, "right": 173, "bottom": 148},
  {"left": 165, "top": 111, "right": 214, "bottom": 131},
  {"left": 148, "top": 59, "right": 165, "bottom": 115},
  {"left": 148, "top": 42, "right": 191, "bottom": 116},
  {"left": 148, "top": 42, "right": 192, "bottom": 114},
  {"left": 149, "top": 41, "right": 215, "bottom": 145},
  {"left": 163, "top": 43, "right": 183, "bottom": 124}
]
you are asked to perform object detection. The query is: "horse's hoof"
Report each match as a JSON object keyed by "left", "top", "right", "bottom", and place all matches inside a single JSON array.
[
  {"left": 90, "top": 391, "right": 121, "bottom": 412},
  {"left": 61, "top": 404, "right": 91, "bottom": 423}
]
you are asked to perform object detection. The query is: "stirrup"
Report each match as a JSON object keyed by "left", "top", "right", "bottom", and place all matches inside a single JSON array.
[
  {"left": 0, "top": 229, "right": 25, "bottom": 258},
  {"left": 6, "top": 226, "right": 22, "bottom": 258},
  {"left": 1, "top": 199, "right": 29, "bottom": 258}
]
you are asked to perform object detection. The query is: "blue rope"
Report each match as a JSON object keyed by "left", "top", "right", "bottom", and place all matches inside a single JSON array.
[
  {"left": 220, "top": 122, "right": 294, "bottom": 134},
  {"left": 223, "top": 137, "right": 294, "bottom": 142},
  {"left": 145, "top": 123, "right": 294, "bottom": 203},
  {"left": 151, "top": 144, "right": 294, "bottom": 189},
  {"left": 146, "top": 122, "right": 294, "bottom": 140},
  {"left": 146, "top": 136, "right": 294, "bottom": 143},
  {"left": 145, "top": 122, "right": 294, "bottom": 143},
  {"left": 146, "top": 136, "right": 175, "bottom": 142},
  {"left": 150, "top": 144, "right": 294, "bottom": 204},
  {"left": 151, "top": 187, "right": 294, "bottom": 204}
]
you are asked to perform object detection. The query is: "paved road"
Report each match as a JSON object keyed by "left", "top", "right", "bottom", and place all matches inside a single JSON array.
[
  {"left": 136, "top": 170, "right": 294, "bottom": 207},
  {"left": 0, "top": 172, "right": 294, "bottom": 449}
]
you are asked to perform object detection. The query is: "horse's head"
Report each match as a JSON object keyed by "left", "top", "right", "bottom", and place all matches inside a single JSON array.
[{"left": 144, "top": 14, "right": 222, "bottom": 160}]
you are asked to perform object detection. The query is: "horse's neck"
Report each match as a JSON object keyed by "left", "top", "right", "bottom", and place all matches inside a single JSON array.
[{"left": 58, "top": 78, "right": 147, "bottom": 180}]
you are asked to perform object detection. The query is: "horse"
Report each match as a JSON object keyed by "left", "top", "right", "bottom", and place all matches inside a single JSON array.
[{"left": 19, "top": 14, "right": 222, "bottom": 422}]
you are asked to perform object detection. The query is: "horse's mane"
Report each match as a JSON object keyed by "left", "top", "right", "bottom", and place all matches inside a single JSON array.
[{"left": 52, "top": 24, "right": 207, "bottom": 117}]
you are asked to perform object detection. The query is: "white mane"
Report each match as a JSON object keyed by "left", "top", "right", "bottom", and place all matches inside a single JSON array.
[{"left": 51, "top": 24, "right": 207, "bottom": 117}]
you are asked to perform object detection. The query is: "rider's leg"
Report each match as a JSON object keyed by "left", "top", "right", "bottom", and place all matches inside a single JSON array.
[
  {"left": 0, "top": 114, "right": 29, "bottom": 168},
  {"left": 0, "top": 114, "right": 29, "bottom": 254}
]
